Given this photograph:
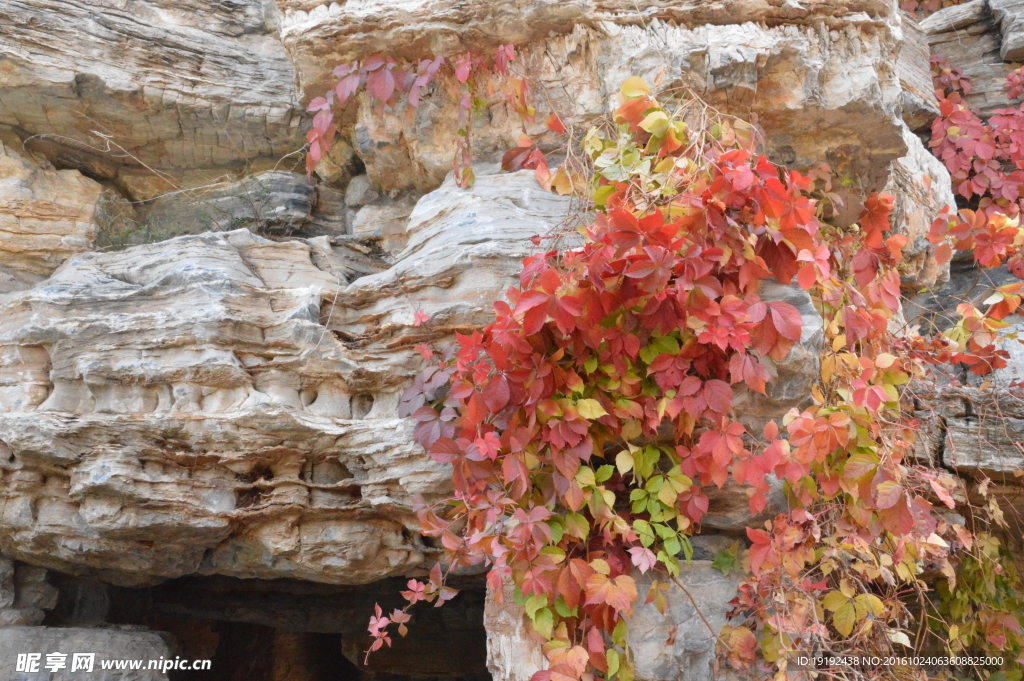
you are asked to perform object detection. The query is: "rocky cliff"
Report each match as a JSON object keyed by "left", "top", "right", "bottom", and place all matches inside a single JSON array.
[{"left": 0, "top": 1, "right": 1021, "bottom": 680}]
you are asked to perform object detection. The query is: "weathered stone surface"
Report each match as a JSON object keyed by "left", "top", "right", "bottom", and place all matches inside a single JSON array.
[
  {"left": 0, "top": 141, "right": 102, "bottom": 293},
  {"left": 484, "top": 565, "right": 741, "bottom": 681},
  {"left": 485, "top": 579, "right": 547, "bottom": 681},
  {"left": 0, "top": 626, "right": 170, "bottom": 681},
  {"left": 134, "top": 171, "right": 317, "bottom": 246},
  {"left": 629, "top": 567, "right": 742, "bottom": 681},
  {"left": 348, "top": 15, "right": 909, "bottom": 193},
  {"left": 923, "top": 0, "right": 1022, "bottom": 117},
  {"left": 0, "top": 0, "right": 304, "bottom": 193},
  {"left": 897, "top": 14, "right": 942, "bottom": 131},
  {"left": 989, "top": 0, "right": 1024, "bottom": 61},
  {"left": 733, "top": 278, "right": 823, "bottom": 434},
  {"left": 884, "top": 122, "right": 957, "bottom": 290},
  {"left": 277, "top": 0, "right": 893, "bottom": 95},
  {"left": 0, "top": 169, "right": 576, "bottom": 586}
]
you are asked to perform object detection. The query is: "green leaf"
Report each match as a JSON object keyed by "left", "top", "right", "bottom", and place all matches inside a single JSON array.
[
  {"left": 532, "top": 607, "right": 554, "bottom": 639},
  {"left": 584, "top": 356, "right": 598, "bottom": 374},
  {"left": 606, "top": 649, "right": 620, "bottom": 678},
  {"left": 575, "top": 466, "right": 596, "bottom": 487},
  {"left": 663, "top": 536, "right": 681, "bottom": 556},
  {"left": 711, "top": 544, "right": 739, "bottom": 576},
  {"left": 577, "top": 398, "right": 608, "bottom": 419},
  {"left": 525, "top": 594, "right": 547, "bottom": 619},
  {"left": 633, "top": 519, "right": 655, "bottom": 547},
  {"left": 554, "top": 596, "right": 575, "bottom": 618},
  {"left": 595, "top": 464, "right": 615, "bottom": 483},
  {"left": 680, "top": 536, "right": 693, "bottom": 565},
  {"left": 833, "top": 602, "right": 857, "bottom": 637},
  {"left": 548, "top": 518, "right": 564, "bottom": 544}
]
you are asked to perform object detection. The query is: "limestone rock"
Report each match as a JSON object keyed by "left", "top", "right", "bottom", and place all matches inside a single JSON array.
[
  {"left": 0, "top": 0, "right": 304, "bottom": 191},
  {"left": 884, "top": 122, "right": 957, "bottom": 290},
  {"left": 348, "top": 15, "right": 909, "bottom": 193},
  {"left": 276, "top": 0, "right": 893, "bottom": 96},
  {"left": 897, "top": 14, "right": 942, "bottom": 131},
  {"left": 0, "top": 169, "right": 574, "bottom": 586},
  {"left": 0, "top": 626, "right": 170, "bottom": 681},
  {"left": 0, "top": 557, "right": 13, "bottom": 609},
  {"left": 733, "top": 278, "right": 823, "bottom": 434},
  {"left": 132, "top": 171, "right": 317, "bottom": 247},
  {"left": 484, "top": 565, "right": 741, "bottom": 681},
  {"left": 0, "top": 562, "right": 58, "bottom": 628},
  {"left": 989, "top": 0, "right": 1024, "bottom": 61},
  {"left": 0, "top": 141, "right": 102, "bottom": 293},
  {"left": 923, "top": 0, "right": 1022, "bottom": 118},
  {"left": 629, "top": 566, "right": 742, "bottom": 681},
  {"left": 485, "top": 579, "right": 546, "bottom": 681}
]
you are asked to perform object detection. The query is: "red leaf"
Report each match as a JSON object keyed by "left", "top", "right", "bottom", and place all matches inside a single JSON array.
[
  {"left": 366, "top": 64, "right": 396, "bottom": 103},
  {"left": 546, "top": 113, "right": 567, "bottom": 134}
]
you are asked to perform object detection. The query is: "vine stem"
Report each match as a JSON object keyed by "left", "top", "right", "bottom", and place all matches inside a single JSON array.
[{"left": 667, "top": 574, "right": 728, "bottom": 647}]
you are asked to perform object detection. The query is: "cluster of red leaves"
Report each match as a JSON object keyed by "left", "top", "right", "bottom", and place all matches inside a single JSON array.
[
  {"left": 933, "top": 54, "right": 1024, "bottom": 228},
  {"left": 923, "top": 55, "right": 1024, "bottom": 374},
  {"left": 374, "top": 79, "right": 1000, "bottom": 681},
  {"left": 304, "top": 46, "right": 517, "bottom": 183}
]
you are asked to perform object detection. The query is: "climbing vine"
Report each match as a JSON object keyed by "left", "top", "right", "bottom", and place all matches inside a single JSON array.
[
  {"left": 315, "top": 56, "right": 1024, "bottom": 678},
  {"left": 305, "top": 45, "right": 523, "bottom": 187}
]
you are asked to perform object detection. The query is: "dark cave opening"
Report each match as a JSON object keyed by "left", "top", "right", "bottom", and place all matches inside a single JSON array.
[{"left": 43, "top": 573, "right": 489, "bottom": 681}]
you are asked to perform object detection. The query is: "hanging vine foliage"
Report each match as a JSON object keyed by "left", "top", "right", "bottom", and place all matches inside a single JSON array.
[{"left": 332, "top": 70, "right": 1024, "bottom": 680}]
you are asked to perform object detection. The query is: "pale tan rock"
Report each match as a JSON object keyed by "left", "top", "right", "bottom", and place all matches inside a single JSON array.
[
  {"left": 0, "top": 142, "right": 102, "bottom": 293},
  {"left": 485, "top": 579, "right": 547, "bottom": 681},
  {"left": 348, "top": 16, "right": 909, "bottom": 193},
  {"left": 276, "top": 0, "right": 893, "bottom": 96},
  {"left": 0, "top": 170, "right": 571, "bottom": 586},
  {"left": 0, "top": 626, "right": 171, "bottom": 681},
  {"left": 0, "top": 0, "right": 304, "bottom": 186},
  {"left": 897, "top": 14, "right": 942, "bottom": 131},
  {"left": 884, "top": 122, "right": 957, "bottom": 290},
  {"left": 484, "top": 565, "right": 741, "bottom": 681}
]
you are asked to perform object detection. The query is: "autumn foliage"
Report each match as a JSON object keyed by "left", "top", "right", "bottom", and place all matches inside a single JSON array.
[{"left": 336, "top": 69, "right": 1024, "bottom": 679}]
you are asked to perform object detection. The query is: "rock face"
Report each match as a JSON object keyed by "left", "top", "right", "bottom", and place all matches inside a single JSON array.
[
  {"left": 0, "top": 0, "right": 304, "bottom": 199},
  {"left": 0, "top": 626, "right": 171, "bottom": 681},
  {"left": 0, "top": 0, "right": 1017, "bottom": 677},
  {"left": 0, "top": 141, "right": 103, "bottom": 293},
  {"left": 923, "top": 0, "right": 1023, "bottom": 117},
  {"left": 884, "top": 122, "right": 957, "bottom": 290},
  {"left": 345, "top": 7, "right": 911, "bottom": 193},
  {"left": 0, "top": 169, "right": 574, "bottom": 587},
  {"left": 484, "top": 565, "right": 741, "bottom": 681}
]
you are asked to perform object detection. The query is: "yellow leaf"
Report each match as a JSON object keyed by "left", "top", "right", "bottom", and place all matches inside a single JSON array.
[
  {"left": 620, "top": 76, "right": 651, "bottom": 98},
  {"left": 875, "top": 352, "right": 897, "bottom": 369},
  {"left": 590, "top": 558, "right": 610, "bottom": 575},
  {"left": 577, "top": 398, "right": 608, "bottom": 419},
  {"left": 833, "top": 602, "right": 857, "bottom": 637},
  {"left": 887, "top": 629, "right": 912, "bottom": 647},
  {"left": 639, "top": 110, "right": 670, "bottom": 136},
  {"left": 822, "top": 591, "right": 848, "bottom": 612},
  {"left": 832, "top": 334, "right": 847, "bottom": 351},
  {"left": 616, "top": 450, "right": 635, "bottom": 475},
  {"left": 856, "top": 593, "right": 885, "bottom": 617}
]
